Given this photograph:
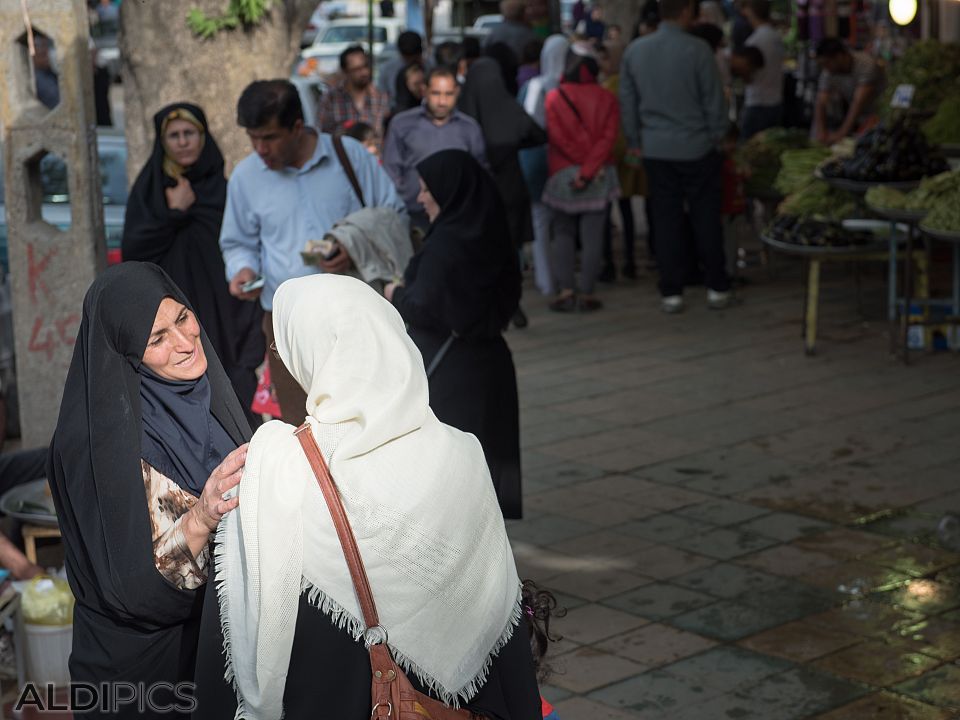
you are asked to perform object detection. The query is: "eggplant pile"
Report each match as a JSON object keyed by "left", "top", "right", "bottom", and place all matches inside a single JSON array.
[
  {"left": 766, "top": 215, "right": 875, "bottom": 248},
  {"left": 819, "top": 115, "right": 949, "bottom": 183}
]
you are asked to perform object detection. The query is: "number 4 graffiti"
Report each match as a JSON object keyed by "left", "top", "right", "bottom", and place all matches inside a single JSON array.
[{"left": 27, "top": 314, "right": 79, "bottom": 361}]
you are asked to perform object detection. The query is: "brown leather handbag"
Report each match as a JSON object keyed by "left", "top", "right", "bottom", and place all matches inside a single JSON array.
[{"left": 295, "top": 423, "right": 481, "bottom": 720}]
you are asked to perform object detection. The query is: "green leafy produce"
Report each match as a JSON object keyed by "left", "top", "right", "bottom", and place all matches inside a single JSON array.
[
  {"left": 880, "top": 40, "right": 960, "bottom": 119},
  {"left": 775, "top": 148, "right": 833, "bottom": 196},
  {"left": 922, "top": 202, "right": 960, "bottom": 233},
  {"left": 779, "top": 181, "right": 856, "bottom": 220},
  {"left": 865, "top": 185, "right": 910, "bottom": 210},
  {"left": 736, "top": 128, "right": 811, "bottom": 197},
  {"left": 904, "top": 170, "right": 960, "bottom": 211},
  {"left": 923, "top": 94, "right": 960, "bottom": 146}
]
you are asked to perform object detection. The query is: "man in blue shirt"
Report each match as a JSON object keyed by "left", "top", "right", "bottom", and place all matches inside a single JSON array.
[
  {"left": 221, "top": 79, "right": 406, "bottom": 422},
  {"left": 620, "top": 0, "right": 732, "bottom": 314},
  {"left": 382, "top": 67, "right": 487, "bottom": 229}
]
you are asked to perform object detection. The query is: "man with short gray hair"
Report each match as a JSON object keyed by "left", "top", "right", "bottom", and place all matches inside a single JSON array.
[{"left": 620, "top": 0, "right": 731, "bottom": 314}]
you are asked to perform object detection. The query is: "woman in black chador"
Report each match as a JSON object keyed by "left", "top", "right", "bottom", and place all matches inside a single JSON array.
[
  {"left": 122, "top": 102, "right": 263, "bottom": 425},
  {"left": 47, "top": 263, "right": 250, "bottom": 718},
  {"left": 385, "top": 149, "right": 524, "bottom": 518}
]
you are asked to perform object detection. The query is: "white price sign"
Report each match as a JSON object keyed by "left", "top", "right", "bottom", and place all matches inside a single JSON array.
[{"left": 890, "top": 84, "right": 915, "bottom": 109}]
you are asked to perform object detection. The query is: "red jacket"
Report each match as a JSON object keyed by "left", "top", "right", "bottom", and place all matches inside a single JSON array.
[{"left": 545, "top": 81, "right": 620, "bottom": 181}]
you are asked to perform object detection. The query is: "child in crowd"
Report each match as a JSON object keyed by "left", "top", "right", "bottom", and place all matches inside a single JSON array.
[
  {"left": 340, "top": 120, "right": 380, "bottom": 158},
  {"left": 522, "top": 580, "right": 566, "bottom": 719}
]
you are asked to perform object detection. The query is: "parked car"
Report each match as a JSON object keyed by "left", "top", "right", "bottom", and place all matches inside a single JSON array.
[
  {"left": 472, "top": 14, "right": 503, "bottom": 35},
  {"left": 297, "top": 17, "right": 405, "bottom": 77},
  {"left": 302, "top": 1, "right": 351, "bottom": 46},
  {"left": 291, "top": 75, "right": 332, "bottom": 128},
  {"left": 0, "top": 129, "right": 127, "bottom": 273}
]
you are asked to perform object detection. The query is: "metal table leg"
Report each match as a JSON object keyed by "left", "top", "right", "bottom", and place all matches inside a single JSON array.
[
  {"left": 888, "top": 226, "right": 898, "bottom": 323},
  {"left": 805, "top": 259, "right": 821, "bottom": 355}
]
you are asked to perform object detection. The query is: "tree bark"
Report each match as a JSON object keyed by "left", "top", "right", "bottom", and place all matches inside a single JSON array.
[{"left": 120, "top": 0, "right": 316, "bottom": 177}]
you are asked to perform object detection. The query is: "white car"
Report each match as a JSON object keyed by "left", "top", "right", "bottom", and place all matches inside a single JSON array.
[
  {"left": 471, "top": 14, "right": 503, "bottom": 35},
  {"left": 298, "top": 17, "right": 405, "bottom": 78}
]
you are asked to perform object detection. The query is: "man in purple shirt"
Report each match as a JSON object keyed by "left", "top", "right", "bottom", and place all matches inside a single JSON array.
[{"left": 382, "top": 67, "right": 487, "bottom": 229}]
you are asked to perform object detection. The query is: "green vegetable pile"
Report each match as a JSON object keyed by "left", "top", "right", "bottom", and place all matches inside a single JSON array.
[
  {"left": 922, "top": 202, "right": 960, "bottom": 233},
  {"left": 865, "top": 185, "right": 910, "bottom": 210},
  {"left": 924, "top": 94, "right": 960, "bottom": 146},
  {"left": 778, "top": 181, "right": 856, "bottom": 221},
  {"left": 880, "top": 40, "right": 960, "bottom": 119},
  {"left": 736, "top": 128, "right": 811, "bottom": 198},
  {"left": 774, "top": 148, "right": 833, "bottom": 196}
]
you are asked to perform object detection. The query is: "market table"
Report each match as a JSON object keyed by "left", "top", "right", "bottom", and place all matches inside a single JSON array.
[
  {"left": 917, "top": 224, "right": 960, "bottom": 349},
  {"left": 760, "top": 233, "right": 901, "bottom": 355}
]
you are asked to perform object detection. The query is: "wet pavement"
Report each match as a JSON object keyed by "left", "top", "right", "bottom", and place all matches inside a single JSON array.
[{"left": 505, "top": 256, "right": 960, "bottom": 719}]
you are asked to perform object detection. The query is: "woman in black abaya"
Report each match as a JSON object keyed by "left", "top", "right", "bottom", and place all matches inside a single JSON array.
[
  {"left": 122, "top": 103, "right": 264, "bottom": 426},
  {"left": 384, "top": 150, "right": 524, "bottom": 519},
  {"left": 47, "top": 263, "right": 250, "bottom": 718}
]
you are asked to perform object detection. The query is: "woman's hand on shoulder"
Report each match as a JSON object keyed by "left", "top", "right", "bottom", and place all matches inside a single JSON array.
[
  {"left": 165, "top": 176, "right": 196, "bottom": 212},
  {"left": 191, "top": 444, "right": 248, "bottom": 534}
]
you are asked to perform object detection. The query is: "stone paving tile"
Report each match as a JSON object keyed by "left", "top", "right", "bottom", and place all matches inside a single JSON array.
[
  {"left": 671, "top": 562, "right": 796, "bottom": 599},
  {"left": 672, "top": 498, "right": 770, "bottom": 526},
  {"left": 799, "top": 560, "right": 913, "bottom": 597},
  {"left": 595, "top": 623, "right": 717, "bottom": 667},
  {"left": 671, "top": 526, "right": 781, "bottom": 560},
  {"left": 557, "top": 603, "right": 649, "bottom": 645},
  {"left": 616, "top": 513, "right": 715, "bottom": 543},
  {"left": 668, "top": 598, "right": 806, "bottom": 641},
  {"left": 505, "top": 514, "right": 598, "bottom": 547},
  {"left": 894, "top": 616, "right": 960, "bottom": 661},
  {"left": 811, "top": 691, "right": 955, "bottom": 720},
  {"left": 550, "top": 498, "right": 658, "bottom": 526},
  {"left": 737, "top": 543, "right": 841, "bottom": 577},
  {"left": 894, "top": 663, "right": 960, "bottom": 710},
  {"left": 586, "top": 668, "right": 724, "bottom": 716},
  {"left": 627, "top": 543, "right": 717, "bottom": 580},
  {"left": 663, "top": 645, "right": 794, "bottom": 693},
  {"left": 550, "top": 529, "right": 655, "bottom": 559},
  {"left": 551, "top": 696, "right": 645, "bottom": 720},
  {"left": 812, "top": 639, "right": 942, "bottom": 687},
  {"left": 545, "top": 566, "right": 653, "bottom": 603},
  {"left": 738, "top": 619, "right": 862, "bottom": 663},
  {"left": 864, "top": 543, "right": 960, "bottom": 578},
  {"left": 737, "top": 513, "right": 832, "bottom": 542},
  {"left": 806, "top": 599, "right": 925, "bottom": 639},
  {"left": 722, "top": 667, "right": 870, "bottom": 719},
  {"left": 601, "top": 582, "right": 716, "bottom": 621},
  {"left": 793, "top": 527, "right": 900, "bottom": 560},
  {"left": 549, "top": 647, "right": 649, "bottom": 694}
]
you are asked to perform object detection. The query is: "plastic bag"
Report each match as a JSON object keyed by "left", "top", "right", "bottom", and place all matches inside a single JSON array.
[{"left": 22, "top": 576, "right": 74, "bottom": 626}]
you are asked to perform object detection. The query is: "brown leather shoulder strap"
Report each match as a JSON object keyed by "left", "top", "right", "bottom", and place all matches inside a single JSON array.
[
  {"left": 331, "top": 132, "right": 367, "bottom": 208},
  {"left": 295, "top": 423, "right": 380, "bottom": 630}
]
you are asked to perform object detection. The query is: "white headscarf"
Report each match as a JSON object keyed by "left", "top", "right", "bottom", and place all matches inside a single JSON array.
[
  {"left": 523, "top": 34, "right": 571, "bottom": 127},
  {"left": 216, "top": 274, "right": 521, "bottom": 720}
]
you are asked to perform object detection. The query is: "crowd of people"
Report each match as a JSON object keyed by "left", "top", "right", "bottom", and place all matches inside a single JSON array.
[{"left": 0, "top": 0, "right": 898, "bottom": 716}]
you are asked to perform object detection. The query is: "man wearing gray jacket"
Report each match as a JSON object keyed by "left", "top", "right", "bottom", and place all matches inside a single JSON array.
[{"left": 620, "top": 0, "right": 731, "bottom": 313}]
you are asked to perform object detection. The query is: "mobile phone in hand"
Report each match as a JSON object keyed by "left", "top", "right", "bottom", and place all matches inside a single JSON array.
[{"left": 241, "top": 276, "right": 265, "bottom": 293}]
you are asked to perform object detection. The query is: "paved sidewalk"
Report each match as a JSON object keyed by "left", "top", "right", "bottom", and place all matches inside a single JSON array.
[{"left": 505, "top": 260, "right": 960, "bottom": 719}]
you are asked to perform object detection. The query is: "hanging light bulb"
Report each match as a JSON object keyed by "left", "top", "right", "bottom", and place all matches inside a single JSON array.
[{"left": 889, "top": 0, "right": 917, "bottom": 25}]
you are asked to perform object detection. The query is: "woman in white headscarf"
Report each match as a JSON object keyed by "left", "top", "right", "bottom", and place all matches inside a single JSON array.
[
  {"left": 519, "top": 34, "right": 570, "bottom": 296},
  {"left": 192, "top": 274, "right": 541, "bottom": 720}
]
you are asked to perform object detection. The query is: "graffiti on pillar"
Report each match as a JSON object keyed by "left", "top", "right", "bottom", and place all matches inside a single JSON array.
[{"left": 25, "top": 243, "right": 79, "bottom": 360}]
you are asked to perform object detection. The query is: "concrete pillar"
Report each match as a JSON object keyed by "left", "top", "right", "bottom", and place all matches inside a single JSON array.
[{"left": 0, "top": 0, "right": 105, "bottom": 448}]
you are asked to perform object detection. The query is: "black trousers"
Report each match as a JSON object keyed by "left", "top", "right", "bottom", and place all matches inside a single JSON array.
[{"left": 644, "top": 152, "right": 730, "bottom": 297}]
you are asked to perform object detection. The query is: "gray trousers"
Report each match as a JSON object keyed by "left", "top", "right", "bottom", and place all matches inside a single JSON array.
[{"left": 550, "top": 210, "right": 605, "bottom": 295}]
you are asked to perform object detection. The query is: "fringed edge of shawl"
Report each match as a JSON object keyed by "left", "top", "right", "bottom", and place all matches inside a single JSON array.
[
  {"left": 301, "top": 577, "right": 525, "bottom": 709},
  {"left": 212, "top": 517, "right": 253, "bottom": 720}
]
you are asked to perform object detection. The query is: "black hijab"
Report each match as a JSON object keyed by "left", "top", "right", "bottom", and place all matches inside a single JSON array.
[
  {"left": 48, "top": 262, "right": 250, "bottom": 630},
  {"left": 458, "top": 57, "right": 545, "bottom": 171},
  {"left": 484, "top": 42, "right": 520, "bottom": 96},
  {"left": 121, "top": 103, "right": 264, "bottom": 387},
  {"left": 394, "top": 150, "right": 520, "bottom": 339},
  {"left": 393, "top": 61, "right": 424, "bottom": 113}
]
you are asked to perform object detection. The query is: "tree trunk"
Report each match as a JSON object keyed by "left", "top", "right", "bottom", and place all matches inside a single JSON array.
[{"left": 120, "top": 0, "right": 316, "bottom": 177}]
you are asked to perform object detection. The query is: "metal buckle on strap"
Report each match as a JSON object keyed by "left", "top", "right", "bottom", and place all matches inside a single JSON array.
[
  {"left": 293, "top": 423, "right": 310, "bottom": 435},
  {"left": 371, "top": 701, "right": 393, "bottom": 718},
  {"left": 365, "top": 624, "right": 389, "bottom": 646}
]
